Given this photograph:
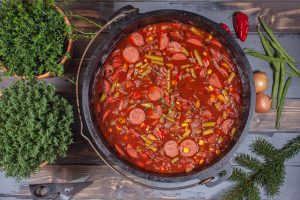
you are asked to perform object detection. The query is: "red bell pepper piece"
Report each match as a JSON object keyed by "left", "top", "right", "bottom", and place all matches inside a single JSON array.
[{"left": 220, "top": 23, "right": 232, "bottom": 35}]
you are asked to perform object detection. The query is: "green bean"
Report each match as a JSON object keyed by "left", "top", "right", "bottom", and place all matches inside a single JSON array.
[
  {"left": 286, "top": 62, "right": 300, "bottom": 76},
  {"left": 190, "top": 68, "right": 197, "bottom": 79},
  {"left": 145, "top": 54, "right": 164, "bottom": 62},
  {"left": 203, "top": 128, "right": 214, "bottom": 135},
  {"left": 276, "top": 77, "right": 292, "bottom": 129},
  {"left": 194, "top": 49, "right": 204, "bottom": 66},
  {"left": 272, "top": 69, "right": 280, "bottom": 108},
  {"left": 203, "top": 122, "right": 216, "bottom": 128},
  {"left": 257, "top": 28, "right": 280, "bottom": 108},
  {"left": 278, "top": 62, "right": 285, "bottom": 104},
  {"left": 244, "top": 50, "right": 296, "bottom": 65},
  {"left": 258, "top": 17, "right": 296, "bottom": 62},
  {"left": 285, "top": 68, "right": 300, "bottom": 77}
]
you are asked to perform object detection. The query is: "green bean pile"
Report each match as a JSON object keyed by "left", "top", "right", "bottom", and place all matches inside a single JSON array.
[{"left": 244, "top": 17, "right": 300, "bottom": 129}]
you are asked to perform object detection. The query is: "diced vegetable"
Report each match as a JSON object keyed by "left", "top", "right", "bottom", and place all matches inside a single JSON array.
[
  {"left": 194, "top": 49, "right": 204, "bottom": 66},
  {"left": 190, "top": 27, "right": 202, "bottom": 36},
  {"left": 145, "top": 54, "right": 164, "bottom": 62},
  {"left": 227, "top": 72, "right": 236, "bottom": 83},
  {"left": 203, "top": 128, "right": 214, "bottom": 135},
  {"left": 203, "top": 122, "right": 216, "bottom": 128}
]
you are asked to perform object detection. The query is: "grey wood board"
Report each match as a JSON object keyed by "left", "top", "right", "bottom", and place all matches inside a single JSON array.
[
  {"left": 1, "top": 133, "right": 299, "bottom": 199},
  {"left": 63, "top": 1, "right": 300, "bottom": 32}
]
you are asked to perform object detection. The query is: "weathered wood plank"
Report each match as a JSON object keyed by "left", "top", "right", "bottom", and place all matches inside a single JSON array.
[
  {"left": 1, "top": 166, "right": 300, "bottom": 200},
  {"left": 61, "top": 1, "right": 300, "bottom": 32},
  {"left": 1, "top": 132, "right": 300, "bottom": 200}
]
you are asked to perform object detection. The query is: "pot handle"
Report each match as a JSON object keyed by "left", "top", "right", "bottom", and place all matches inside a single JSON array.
[
  {"left": 109, "top": 5, "right": 139, "bottom": 21},
  {"left": 204, "top": 163, "right": 233, "bottom": 187}
]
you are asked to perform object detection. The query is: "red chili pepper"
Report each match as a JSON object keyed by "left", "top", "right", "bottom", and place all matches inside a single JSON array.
[
  {"left": 220, "top": 23, "right": 232, "bottom": 35},
  {"left": 233, "top": 12, "right": 249, "bottom": 42}
]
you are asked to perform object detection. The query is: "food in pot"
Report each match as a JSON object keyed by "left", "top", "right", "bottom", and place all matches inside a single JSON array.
[{"left": 93, "top": 22, "right": 243, "bottom": 173}]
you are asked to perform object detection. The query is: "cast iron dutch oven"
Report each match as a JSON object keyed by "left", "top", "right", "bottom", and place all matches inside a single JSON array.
[{"left": 78, "top": 6, "right": 255, "bottom": 189}]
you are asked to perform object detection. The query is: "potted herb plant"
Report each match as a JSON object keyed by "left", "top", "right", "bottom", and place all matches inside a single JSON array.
[
  {"left": 0, "top": 0, "right": 73, "bottom": 79},
  {"left": 0, "top": 81, "right": 74, "bottom": 180}
]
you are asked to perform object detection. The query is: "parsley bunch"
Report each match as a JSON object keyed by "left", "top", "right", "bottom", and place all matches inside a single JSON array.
[
  {"left": 0, "top": 0, "right": 71, "bottom": 78},
  {"left": 0, "top": 81, "right": 74, "bottom": 180}
]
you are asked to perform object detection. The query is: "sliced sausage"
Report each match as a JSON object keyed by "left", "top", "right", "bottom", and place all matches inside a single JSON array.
[
  {"left": 221, "top": 119, "right": 234, "bottom": 134},
  {"left": 172, "top": 53, "right": 187, "bottom": 61},
  {"left": 169, "top": 31, "right": 184, "bottom": 40},
  {"left": 122, "top": 46, "right": 140, "bottom": 64},
  {"left": 179, "top": 139, "right": 198, "bottom": 157},
  {"left": 167, "top": 41, "right": 182, "bottom": 54},
  {"left": 112, "top": 56, "right": 123, "bottom": 68},
  {"left": 159, "top": 33, "right": 169, "bottom": 50},
  {"left": 115, "top": 144, "right": 126, "bottom": 157},
  {"left": 129, "top": 108, "right": 146, "bottom": 125},
  {"left": 186, "top": 38, "right": 203, "bottom": 47},
  {"left": 147, "top": 105, "right": 162, "bottom": 120},
  {"left": 102, "top": 79, "right": 111, "bottom": 93},
  {"left": 126, "top": 143, "right": 138, "bottom": 158},
  {"left": 111, "top": 49, "right": 121, "bottom": 58},
  {"left": 129, "top": 32, "right": 145, "bottom": 47},
  {"left": 147, "top": 86, "right": 162, "bottom": 101},
  {"left": 164, "top": 140, "right": 179, "bottom": 158},
  {"left": 209, "top": 73, "right": 222, "bottom": 88}
]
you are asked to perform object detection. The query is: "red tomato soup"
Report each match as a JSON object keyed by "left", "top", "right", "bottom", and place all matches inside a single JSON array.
[{"left": 93, "top": 22, "right": 243, "bottom": 174}]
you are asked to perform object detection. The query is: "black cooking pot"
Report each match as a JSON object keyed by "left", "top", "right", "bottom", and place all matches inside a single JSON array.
[{"left": 78, "top": 6, "right": 255, "bottom": 189}]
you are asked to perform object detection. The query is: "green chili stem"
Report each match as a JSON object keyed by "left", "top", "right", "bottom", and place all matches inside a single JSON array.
[{"left": 276, "top": 77, "right": 292, "bottom": 129}]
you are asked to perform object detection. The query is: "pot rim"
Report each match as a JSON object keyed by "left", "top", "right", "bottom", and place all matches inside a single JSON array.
[{"left": 82, "top": 9, "right": 255, "bottom": 183}]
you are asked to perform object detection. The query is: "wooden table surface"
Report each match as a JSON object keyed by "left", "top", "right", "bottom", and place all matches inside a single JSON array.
[{"left": 1, "top": 1, "right": 300, "bottom": 199}]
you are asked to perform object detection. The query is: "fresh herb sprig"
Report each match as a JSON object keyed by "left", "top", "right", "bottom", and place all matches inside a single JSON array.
[
  {"left": 0, "top": 0, "right": 71, "bottom": 78},
  {"left": 223, "top": 136, "right": 300, "bottom": 200},
  {"left": 244, "top": 17, "right": 300, "bottom": 128},
  {"left": 0, "top": 81, "right": 74, "bottom": 180}
]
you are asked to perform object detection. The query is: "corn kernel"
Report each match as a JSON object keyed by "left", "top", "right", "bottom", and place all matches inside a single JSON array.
[
  {"left": 208, "top": 85, "right": 214, "bottom": 91},
  {"left": 116, "top": 126, "right": 122, "bottom": 132},
  {"left": 140, "top": 123, "right": 146, "bottom": 128},
  {"left": 199, "top": 139, "right": 204, "bottom": 146},
  {"left": 203, "top": 51, "right": 208, "bottom": 56},
  {"left": 108, "top": 128, "right": 112, "bottom": 133},
  {"left": 172, "top": 80, "right": 177, "bottom": 86},
  {"left": 181, "top": 122, "right": 189, "bottom": 127},
  {"left": 207, "top": 69, "right": 212, "bottom": 75},
  {"left": 207, "top": 34, "right": 213, "bottom": 40},
  {"left": 216, "top": 149, "right": 221, "bottom": 155},
  {"left": 148, "top": 36, "right": 153, "bottom": 41},
  {"left": 144, "top": 59, "right": 148, "bottom": 63},
  {"left": 199, "top": 159, "right": 205, "bottom": 165},
  {"left": 183, "top": 147, "right": 190, "bottom": 153},
  {"left": 209, "top": 147, "right": 214, "bottom": 152},
  {"left": 176, "top": 101, "right": 180, "bottom": 105}
]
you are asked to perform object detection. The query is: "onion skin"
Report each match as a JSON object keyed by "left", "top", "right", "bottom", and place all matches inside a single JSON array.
[
  {"left": 256, "top": 93, "right": 271, "bottom": 113},
  {"left": 254, "top": 72, "right": 269, "bottom": 93}
]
